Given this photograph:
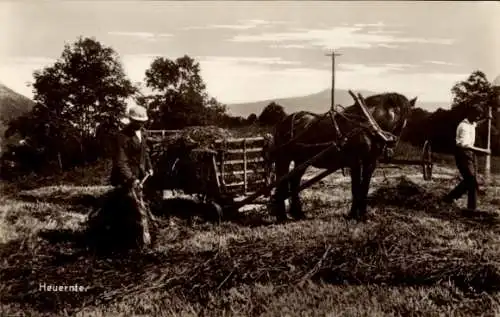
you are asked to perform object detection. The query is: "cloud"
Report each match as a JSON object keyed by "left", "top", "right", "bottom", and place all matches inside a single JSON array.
[
  {"left": 230, "top": 26, "right": 454, "bottom": 49},
  {"left": 340, "top": 63, "right": 418, "bottom": 73},
  {"left": 183, "top": 19, "right": 286, "bottom": 31},
  {"left": 425, "top": 60, "right": 457, "bottom": 66},
  {"left": 353, "top": 22, "right": 385, "bottom": 28},
  {"left": 200, "top": 56, "right": 300, "bottom": 66},
  {"left": 270, "top": 44, "right": 308, "bottom": 49},
  {"left": 377, "top": 43, "right": 401, "bottom": 49},
  {"left": 107, "top": 31, "right": 172, "bottom": 41}
]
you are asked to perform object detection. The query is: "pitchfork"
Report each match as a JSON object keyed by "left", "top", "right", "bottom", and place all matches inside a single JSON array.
[{"left": 132, "top": 172, "right": 156, "bottom": 247}]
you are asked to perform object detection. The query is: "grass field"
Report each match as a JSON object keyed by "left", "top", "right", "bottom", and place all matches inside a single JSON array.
[{"left": 1, "top": 163, "right": 499, "bottom": 316}]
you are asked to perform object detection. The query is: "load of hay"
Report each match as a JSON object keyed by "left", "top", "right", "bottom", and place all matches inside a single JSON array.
[
  {"left": 148, "top": 126, "right": 273, "bottom": 198},
  {"left": 147, "top": 126, "right": 234, "bottom": 198},
  {"left": 150, "top": 126, "right": 233, "bottom": 154}
]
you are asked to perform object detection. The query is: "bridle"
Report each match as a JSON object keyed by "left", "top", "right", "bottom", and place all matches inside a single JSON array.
[{"left": 381, "top": 106, "right": 410, "bottom": 159}]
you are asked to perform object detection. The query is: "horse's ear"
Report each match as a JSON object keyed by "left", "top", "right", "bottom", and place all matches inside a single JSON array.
[{"left": 409, "top": 97, "right": 417, "bottom": 107}]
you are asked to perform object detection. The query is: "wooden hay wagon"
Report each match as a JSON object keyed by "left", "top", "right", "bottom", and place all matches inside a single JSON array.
[{"left": 146, "top": 128, "right": 275, "bottom": 215}]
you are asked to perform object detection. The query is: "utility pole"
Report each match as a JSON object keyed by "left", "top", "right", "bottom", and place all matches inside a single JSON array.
[
  {"left": 325, "top": 50, "right": 342, "bottom": 110},
  {"left": 488, "top": 75, "right": 500, "bottom": 182},
  {"left": 485, "top": 103, "right": 492, "bottom": 182}
]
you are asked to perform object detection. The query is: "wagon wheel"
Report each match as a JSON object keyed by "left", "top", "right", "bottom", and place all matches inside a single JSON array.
[{"left": 422, "top": 140, "right": 433, "bottom": 180}]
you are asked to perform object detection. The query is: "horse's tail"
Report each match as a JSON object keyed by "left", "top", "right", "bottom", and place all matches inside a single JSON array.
[{"left": 262, "top": 132, "right": 276, "bottom": 164}]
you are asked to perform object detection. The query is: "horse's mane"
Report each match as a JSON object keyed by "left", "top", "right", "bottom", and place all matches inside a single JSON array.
[
  {"left": 341, "top": 92, "right": 410, "bottom": 114},
  {"left": 364, "top": 92, "right": 409, "bottom": 109},
  {"left": 295, "top": 110, "right": 323, "bottom": 118}
]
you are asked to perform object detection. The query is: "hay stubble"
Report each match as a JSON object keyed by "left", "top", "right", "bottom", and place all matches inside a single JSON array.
[{"left": 0, "top": 169, "right": 499, "bottom": 316}]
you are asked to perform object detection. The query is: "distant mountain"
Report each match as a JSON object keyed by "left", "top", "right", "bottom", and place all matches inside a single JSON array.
[
  {"left": 0, "top": 83, "right": 35, "bottom": 145},
  {"left": 227, "top": 89, "right": 450, "bottom": 118}
]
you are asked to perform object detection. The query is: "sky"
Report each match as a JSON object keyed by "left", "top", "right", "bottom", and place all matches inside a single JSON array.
[{"left": 0, "top": 1, "right": 499, "bottom": 107}]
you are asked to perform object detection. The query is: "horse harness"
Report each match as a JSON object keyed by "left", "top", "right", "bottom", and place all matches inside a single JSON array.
[{"left": 291, "top": 107, "right": 380, "bottom": 151}]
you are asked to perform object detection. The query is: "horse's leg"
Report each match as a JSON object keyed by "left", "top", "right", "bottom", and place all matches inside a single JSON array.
[
  {"left": 289, "top": 165, "right": 306, "bottom": 220},
  {"left": 271, "top": 158, "right": 290, "bottom": 222},
  {"left": 346, "top": 162, "right": 362, "bottom": 219},
  {"left": 358, "top": 160, "right": 377, "bottom": 219}
]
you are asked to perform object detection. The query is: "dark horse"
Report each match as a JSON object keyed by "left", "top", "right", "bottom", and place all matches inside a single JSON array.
[{"left": 269, "top": 92, "right": 417, "bottom": 221}]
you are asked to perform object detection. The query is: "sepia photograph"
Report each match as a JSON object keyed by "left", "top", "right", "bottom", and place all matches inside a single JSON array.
[{"left": 0, "top": 1, "right": 499, "bottom": 316}]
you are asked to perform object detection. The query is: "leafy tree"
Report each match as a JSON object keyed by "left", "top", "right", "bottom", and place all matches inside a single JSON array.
[
  {"left": 144, "top": 55, "right": 226, "bottom": 129},
  {"left": 6, "top": 37, "right": 136, "bottom": 169},
  {"left": 451, "top": 70, "right": 499, "bottom": 152},
  {"left": 451, "top": 70, "right": 495, "bottom": 110},
  {"left": 258, "top": 102, "right": 286, "bottom": 126}
]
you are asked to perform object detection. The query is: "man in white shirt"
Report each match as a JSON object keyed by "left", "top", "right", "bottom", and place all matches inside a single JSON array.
[{"left": 443, "top": 105, "right": 490, "bottom": 211}]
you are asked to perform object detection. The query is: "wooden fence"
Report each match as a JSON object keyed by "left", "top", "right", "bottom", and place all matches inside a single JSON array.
[{"left": 145, "top": 130, "right": 180, "bottom": 140}]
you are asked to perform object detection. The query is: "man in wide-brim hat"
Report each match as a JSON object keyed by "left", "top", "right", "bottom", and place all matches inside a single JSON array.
[
  {"left": 89, "top": 102, "right": 156, "bottom": 250},
  {"left": 111, "top": 104, "right": 154, "bottom": 188}
]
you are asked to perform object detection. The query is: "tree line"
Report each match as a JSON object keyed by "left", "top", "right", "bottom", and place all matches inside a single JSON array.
[
  {"left": 0, "top": 37, "right": 285, "bottom": 177},
  {"left": 1, "top": 36, "right": 498, "bottom": 179}
]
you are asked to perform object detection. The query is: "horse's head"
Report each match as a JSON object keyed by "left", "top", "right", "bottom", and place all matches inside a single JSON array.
[
  {"left": 344, "top": 91, "right": 416, "bottom": 158},
  {"left": 364, "top": 93, "right": 417, "bottom": 136}
]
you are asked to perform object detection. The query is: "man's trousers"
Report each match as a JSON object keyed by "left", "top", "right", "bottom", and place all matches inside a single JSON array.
[{"left": 446, "top": 147, "right": 477, "bottom": 210}]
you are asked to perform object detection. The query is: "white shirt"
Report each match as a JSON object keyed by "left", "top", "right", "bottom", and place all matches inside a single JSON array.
[
  {"left": 455, "top": 118, "right": 476, "bottom": 148},
  {"left": 135, "top": 130, "right": 142, "bottom": 142}
]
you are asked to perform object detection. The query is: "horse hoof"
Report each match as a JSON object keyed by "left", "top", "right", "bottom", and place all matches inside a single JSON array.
[{"left": 344, "top": 213, "right": 364, "bottom": 222}]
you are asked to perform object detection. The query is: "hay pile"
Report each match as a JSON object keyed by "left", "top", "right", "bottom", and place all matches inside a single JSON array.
[
  {"left": 151, "top": 126, "right": 233, "bottom": 154},
  {"left": 369, "top": 176, "right": 446, "bottom": 211}
]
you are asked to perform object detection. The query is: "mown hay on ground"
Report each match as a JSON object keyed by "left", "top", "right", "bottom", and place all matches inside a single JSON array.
[
  {"left": 2, "top": 210, "right": 498, "bottom": 317},
  {"left": 2, "top": 171, "right": 499, "bottom": 316},
  {"left": 368, "top": 176, "right": 449, "bottom": 211}
]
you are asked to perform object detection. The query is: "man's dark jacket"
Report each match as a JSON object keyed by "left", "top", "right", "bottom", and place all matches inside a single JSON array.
[{"left": 110, "top": 126, "right": 153, "bottom": 187}]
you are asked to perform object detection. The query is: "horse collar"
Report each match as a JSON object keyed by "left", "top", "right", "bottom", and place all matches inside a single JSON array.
[{"left": 329, "top": 110, "right": 343, "bottom": 140}]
